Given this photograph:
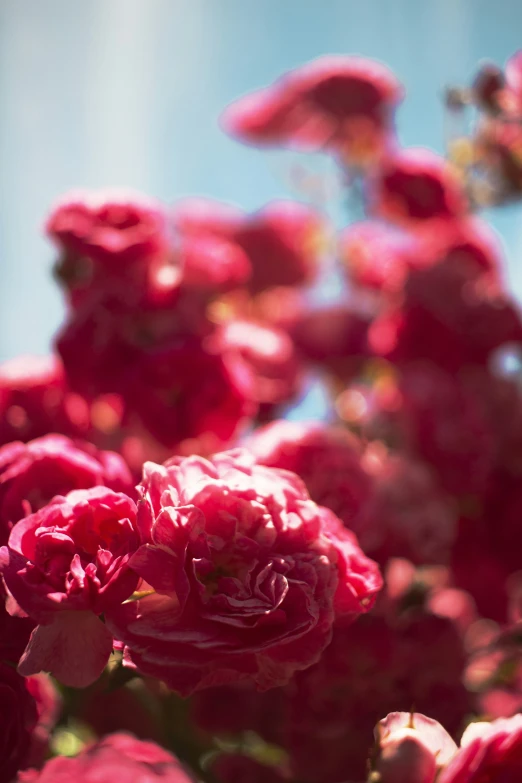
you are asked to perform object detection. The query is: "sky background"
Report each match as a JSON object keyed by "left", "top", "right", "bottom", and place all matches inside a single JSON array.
[{"left": 1, "top": 0, "right": 522, "bottom": 363}]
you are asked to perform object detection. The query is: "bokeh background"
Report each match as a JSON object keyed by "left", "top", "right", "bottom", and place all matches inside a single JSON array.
[{"left": 2, "top": 0, "right": 522, "bottom": 363}]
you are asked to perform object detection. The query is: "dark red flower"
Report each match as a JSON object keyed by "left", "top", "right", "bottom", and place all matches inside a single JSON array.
[
  {"left": 0, "top": 663, "right": 47, "bottom": 783},
  {"left": 0, "top": 487, "right": 140, "bottom": 686},
  {"left": 18, "top": 732, "right": 194, "bottom": 782},
  {"left": 107, "top": 450, "right": 382, "bottom": 696},
  {"left": 0, "top": 434, "right": 133, "bottom": 544}
]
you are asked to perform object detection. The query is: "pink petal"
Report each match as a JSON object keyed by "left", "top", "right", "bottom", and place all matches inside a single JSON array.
[{"left": 17, "top": 611, "right": 113, "bottom": 687}]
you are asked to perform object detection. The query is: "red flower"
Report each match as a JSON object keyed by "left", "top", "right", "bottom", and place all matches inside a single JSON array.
[
  {"left": 373, "top": 712, "right": 457, "bottom": 783},
  {"left": 46, "top": 190, "right": 170, "bottom": 308},
  {"left": 0, "top": 663, "right": 54, "bottom": 783},
  {"left": 439, "top": 715, "right": 522, "bottom": 783},
  {"left": 370, "top": 149, "right": 468, "bottom": 225},
  {"left": 106, "top": 450, "right": 382, "bottom": 696},
  {"left": 0, "top": 487, "right": 140, "bottom": 686},
  {"left": 211, "top": 321, "right": 302, "bottom": 412},
  {"left": 174, "top": 198, "right": 323, "bottom": 294},
  {"left": 123, "top": 340, "right": 256, "bottom": 450},
  {"left": 246, "top": 420, "right": 372, "bottom": 531},
  {"left": 18, "top": 732, "right": 194, "bottom": 782},
  {"left": 221, "top": 56, "right": 403, "bottom": 163},
  {"left": 0, "top": 434, "right": 133, "bottom": 544},
  {"left": 0, "top": 355, "right": 90, "bottom": 446}
]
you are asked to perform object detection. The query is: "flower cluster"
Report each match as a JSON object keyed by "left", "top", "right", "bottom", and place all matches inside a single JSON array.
[{"left": 2, "top": 50, "right": 522, "bottom": 783}]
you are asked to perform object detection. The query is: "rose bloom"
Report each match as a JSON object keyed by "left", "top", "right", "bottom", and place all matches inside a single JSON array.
[
  {"left": 290, "top": 304, "right": 372, "bottom": 385},
  {"left": 106, "top": 449, "right": 382, "bottom": 696},
  {"left": 370, "top": 148, "right": 468, "bottom": 225},
  {"left": 374, "top": 712, "right": 457, "bottom": 783},
  {"left": 123, "top": 340, "right": 256, "bottom": 450},
  {"left": 46, "top": 189, "right": 170, "bottom": 309},
  {"left": 18, "top": 732, "right": 194, "bottom": 783},
  {"left": 0, "top": 664, "right": 59, "bottom": 783},
  {"left": 246, "top": 420, "right": 372, "bottom": 531},
  {"left": 0, "top": 433, "right": 134, "bottom": 544},
  {"left": 0, "top": 487, "right": 140, "bottom": 687},
  {"left": 0, "top": 355, "right": 90, "bottom": 446},
  {"left": 174, "top": 198, "right": 323, "bottom": 294},
  {"left": 221, "top": 55, "right": 403, "bottom": 164},
  {"left": 439, "top": 715, "right": 522, "bottom": 783},
  {"left": 211, "top": 321, "right": 302, "bottom": 413}
]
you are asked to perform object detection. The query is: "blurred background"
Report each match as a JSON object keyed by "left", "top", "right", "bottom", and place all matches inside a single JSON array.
[{"left": 1, "top": 0, "right": 522, "bottom": 362}]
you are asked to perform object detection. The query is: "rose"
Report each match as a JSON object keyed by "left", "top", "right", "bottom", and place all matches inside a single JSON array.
[
  {"left": 106, "top": 449, "right": 382, "bottom": 696},
  {"left": 18, "top": 732, "right": 194, "bottom": 782},
  {"left": 0, "top": 487, "right": 140, "bottom": 687},
  {"left": 0, "top": 433, "right": 134, "bottom": 544},
  {"left": 0, "top": 664, "right": 57, "bottom": 783},
  {"left": 373, "top": 712, "right": 458, "bottom": 783},
  {"left": 439, "top": 715, "right": 522, "bottom": 783}
]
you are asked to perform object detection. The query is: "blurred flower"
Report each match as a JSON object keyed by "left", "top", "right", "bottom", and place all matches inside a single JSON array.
[{"left": 439, "top": 715, "right": 522, "bottom": 782}]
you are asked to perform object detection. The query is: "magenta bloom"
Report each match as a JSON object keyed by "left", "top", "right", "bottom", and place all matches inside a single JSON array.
[
  {"left": 371, "top": 148, "right": 468, "bottom": 225},
  {"left": 439, "top": 715, "right": 522, "bottom": 782},
  {"left": 221, "top": 55, "right": 403, "bottom": 163},
  {"left": 18, "top": 732, "right": 194, "bottom": 783},
  {"left": 0, "top": 487, "right": 140, "bottom": 687},
  {"left": 107, "top": 450, "right": 382, "bottom": 696},
  {"left": 0, "top": 434, "right": 133, "bottom": 543},
  {"left": 46, "top": 190, "right": 170, "bottom": 308}
]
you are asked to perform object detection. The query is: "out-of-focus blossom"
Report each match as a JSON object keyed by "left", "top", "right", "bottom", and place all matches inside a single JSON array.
[
  {"left": 221, "top": 55, "right": 403, "bottom": 164},
  {"left": 0, "top": 355, "right": 90, "bottom": 446},
  {"left": 174, "top": 198, "right": 324, "bottom": 294},
  {"left": 373, "top": 711, "right": 457, "bottom": 783},
  {"left": 0, "top": 434, "right": 133, "bottom": 544},
  {"left": 46, "top": 190, "right": 170, "bottom": 309},
  {"left": 122, "top": 340, "right": 256, "bottom": 451},
  {"left": 107, "top": 450, "right": 382, "bottom": 696},
  {"left": 439, "top": 715, "right": 522, "bottom": 782},
  {"left": 291, "top": 305, "right": 372, "bottom": 384},
  {"left": 370, "top": 148, "right": 468, "bottom": 225},
  {"left": 0, "top": 487, "right": 140, "bottom": 686},
  {"left": 18, "top": 732, "right": 194, "bottom": 782},
  {"left": 0, "top": 663, "right": 53, "bottom": 783},
  {"left": 246, "top": 420, "right": 372, "bottom": 530},
  {"left": 211, "top": 321, "right": 301, "bottom": 414}
]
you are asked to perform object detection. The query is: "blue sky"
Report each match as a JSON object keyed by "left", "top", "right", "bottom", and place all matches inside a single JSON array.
[{"left": 1, "top": 0, "right": 522, "bottom": 361}]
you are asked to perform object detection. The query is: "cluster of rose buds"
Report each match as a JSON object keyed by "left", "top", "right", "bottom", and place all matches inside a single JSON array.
[{"left": 3, "top": 51, "right": 522, "bottom": 783}]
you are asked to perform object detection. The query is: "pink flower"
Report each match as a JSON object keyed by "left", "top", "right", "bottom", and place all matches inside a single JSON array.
[
  {"left": 370, "top": 148, "right": 468, "bottom": 225},
  {"left": 0, "top": 434, "right": 133, "bottom": 544},
  {"left": 106, "top": 450, "right": 382, "bottom": 696},
  {"left": 221, "top": 56, "right": 403, "bottom": 163},
  {"left": 46, "top": 190, "right": 170, "bottom": 309},
  {"left": 0, "top": 663, "right": 58, "bottom": 783},
  {"left": 18, "top": 732, "right": 194, "bottom": 782},
  {"left": 439, "top": 715, "right": 522, "bottom": 783},
  {"left": 374, "top": 712, "right": 458, "bottom": 783},
  {"left": 0, "top": 487, "right": 140, "bottom": 686}
]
